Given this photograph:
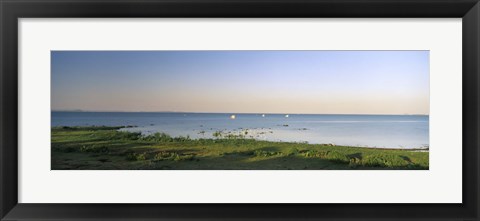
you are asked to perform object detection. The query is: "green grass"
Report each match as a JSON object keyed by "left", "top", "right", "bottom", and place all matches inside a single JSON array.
[{"left": 51, "top": 126, "right": 429, "bottom": 170}]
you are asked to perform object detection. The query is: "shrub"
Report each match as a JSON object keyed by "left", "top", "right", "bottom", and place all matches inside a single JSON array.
[
  {"left": 284, "top": 148, "right": 299, "bottom": 156},
  {"left": 80, "top": 145, "right": 109, "bottom": 153},
  {"left": 142, "top": 132, "right": 173, "bottom": 142},
  {"left": 153, "top": 151, "right": 178, "bottom": 161},
  {"left": 153, "top": 151, "right": 195, "bottom": 161},
  {"left": 107, "top": 131, "right": 141, "bottom": 140},
  {"left": 253, "top": 150, "right": 282, "bottom": 157},
  {"left": 142, "top": 133, "right": 191, "bottom": 143},
  {"left": 125, "top": 152, "right": 147, "bottom": 161},
  {"left": 174, "top": 154, "right": 195, "bottom": 161},
  {"left": 348, "top": 157, "right": 361, "bottom": 168},
  {"left": 302, "top": 150, "right": 328, "bottom": 158},
  {"left": 212, "top": 131, "right": 223, "bottom": 138},
  {"left": 301, "top": 150, "right": 349, "bottom": 164},
  {"left": 173, "top": 135, "right": 191, "bottom": 142},
  {"left": 360, "top": 154, "right": 410, "bottom": 168},
  {"left": 225, "top": 134, "right": 244, "bottom": 139}
]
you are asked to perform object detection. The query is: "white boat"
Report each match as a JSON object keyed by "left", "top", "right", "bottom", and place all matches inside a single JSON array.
[
  {"left": 262, "top": 114, "right": 265, "bottom": 117},
  {"left": 230, "top": 114, "right": 236, "bottom": 119},
  {"left": 285, "top": 114, "right": 289, "bottom": 118}
]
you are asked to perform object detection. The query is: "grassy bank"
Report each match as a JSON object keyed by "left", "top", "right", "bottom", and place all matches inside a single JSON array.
[{"left": 51, "top": 126, "right": 429, "bottom": 170}]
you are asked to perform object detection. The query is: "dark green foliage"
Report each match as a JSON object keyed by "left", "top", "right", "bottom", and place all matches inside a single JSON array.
[
  {"left": 360, "top": 154, "right": 411, "bottom": 168},
  {"left": 301, "top": 150, "right": 328, "bottom": 158},
  {"left": 106, "top": 131, "right": 141, "bottom": 140},
  {"left": 80, "top": 145, "right": 109, "bottom": 153},
  {"left": 173, "top": 135, "right": 191, "bottom": 142},
  {"left": 52, "top": 145, "right": 77, "bottom": 153},
  {"left": 142, "top": 132, "right": 174, "bottom": 142},
  {"left": 253, "top": 150, "right": 283, "bottom": 157},
  {"left": 284, "top": 147, "right": 299, "bottom": 156},
  {"left": 126, "top": 152, "right": 147, "bottom": 161},
  {"left": 153, "top": 152, "right": 195, "bottom": 161},
  {"left": 301, "top": 150, "right": 349, "bottom": 164},
  {"left": 153, "top": 151, "right": 179, "bottom": 161},
  {"left": 212, "top": 131, "right": 222, "bottom": 138},
  {"left": 301, "top": 150, "right": 416, "bottom": 168}
]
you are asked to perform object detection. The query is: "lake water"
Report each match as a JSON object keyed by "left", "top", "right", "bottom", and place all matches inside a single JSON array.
[{"left": 51, "top": 112, "right": 429, "bottom": 149}]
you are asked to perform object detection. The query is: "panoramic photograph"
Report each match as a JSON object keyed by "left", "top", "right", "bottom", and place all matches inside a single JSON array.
[{"left": 51, "top": 50, "right": 429, "bottom": 170}]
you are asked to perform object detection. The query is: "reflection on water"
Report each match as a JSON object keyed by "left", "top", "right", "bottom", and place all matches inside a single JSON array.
[{"left": 51, "top": 112, "right": 429, "bottom": 149}]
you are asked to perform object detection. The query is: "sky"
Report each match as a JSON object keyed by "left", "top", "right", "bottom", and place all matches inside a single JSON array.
[{"left": 51, "top": 51, "right": 429, "bottom": 115}]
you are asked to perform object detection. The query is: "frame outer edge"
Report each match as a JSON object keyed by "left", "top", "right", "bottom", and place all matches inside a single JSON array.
[
  {"left": 462, "top": 2, "right": 480, "bottom": 220},
  {"left": 476, "top": 3, "right": 480, "bottom": 220},
  {"left": 0, "top": 0, "right": 5, "bottom": 219},
  {"left": 1, "top": 0, "right": 480, "bottom": 221},
  {"left": 0, "top": 0, "right": 3, "bottom": 217},
  {"left": 474, "top": 3, "right": 479, "bottom": 220},
  {"left": 1, "top": 0, "right": 19, "bottom": 220}
]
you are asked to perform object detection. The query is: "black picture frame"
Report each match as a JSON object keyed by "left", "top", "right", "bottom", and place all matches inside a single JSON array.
[{"left": 1, "top": 0, "right": 479, "bottom": 220}]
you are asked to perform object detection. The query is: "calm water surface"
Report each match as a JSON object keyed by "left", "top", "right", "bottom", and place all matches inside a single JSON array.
[{"left": 51, "top": 112, "right": 429, "bottom": 149}]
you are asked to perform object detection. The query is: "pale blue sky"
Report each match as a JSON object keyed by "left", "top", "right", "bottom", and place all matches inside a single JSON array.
[{"left": 51, "top": 51, "right": 429, "bottom": 114}]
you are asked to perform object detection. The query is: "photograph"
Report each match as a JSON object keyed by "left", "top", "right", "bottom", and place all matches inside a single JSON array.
[
  {"left": 51, "top": 50, "right": 429, "bottom": 170},
  {"left": 3, "top": 0, "right": 477, "bottom": 219}
]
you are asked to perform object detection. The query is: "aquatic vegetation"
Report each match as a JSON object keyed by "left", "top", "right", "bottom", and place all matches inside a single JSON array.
[
  {"left": 106, "top": 131, "right": 141, "bottom": 140},
  {"left": 212, "top": 131, "right": 223, "bottom": 138},
  {"left": 142, "top": 132, "right": 174, "bottom": 142}
]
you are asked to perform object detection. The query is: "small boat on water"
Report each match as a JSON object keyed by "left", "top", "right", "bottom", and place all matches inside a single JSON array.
[
  {"left": 230, "top": 114, "right": 236, "bottom": 119},
  {"left": 285, "top": 114, "right": 289, "bottom": 118},
  {"left": 262, "top": 114, "right": 265, "bottom": 117}
]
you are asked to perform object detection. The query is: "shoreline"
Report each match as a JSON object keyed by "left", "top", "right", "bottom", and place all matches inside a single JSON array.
[
  {"left": 56, "top": 125, "right": 429, "bottom": 151},
  {"left": 51, "top": 126, "right": 429, "bottom": 170}
]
